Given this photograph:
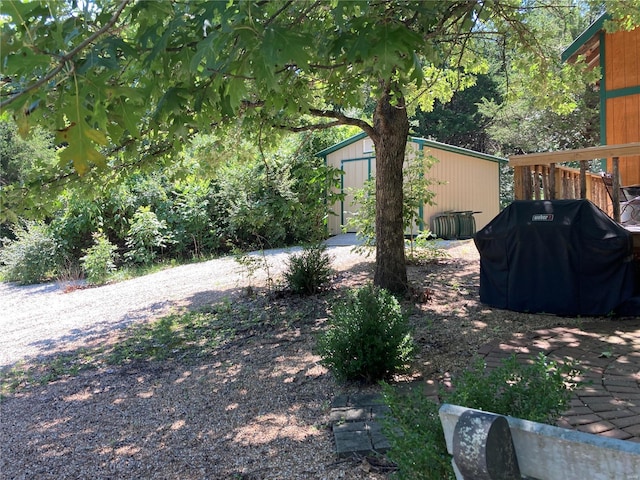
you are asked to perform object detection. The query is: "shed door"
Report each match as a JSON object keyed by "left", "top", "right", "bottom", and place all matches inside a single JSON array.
[{"left": 341, "top": 158, "right": 374, "bottom": 232}]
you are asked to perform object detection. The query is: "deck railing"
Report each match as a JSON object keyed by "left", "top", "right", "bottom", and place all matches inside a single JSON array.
[
  {"left": 509, "top": 142, "right": 640, "bottom": 222},
  {"left": 513, "top": 164, "right": 612, "bottom": 215}
]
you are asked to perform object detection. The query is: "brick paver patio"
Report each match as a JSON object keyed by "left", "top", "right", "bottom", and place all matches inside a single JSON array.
[
  {"left": 331, "top": 318, "right": 640, "bottom": 456},
  {"left": 478, "top": 318, "right": 640, "bottom": 442}
]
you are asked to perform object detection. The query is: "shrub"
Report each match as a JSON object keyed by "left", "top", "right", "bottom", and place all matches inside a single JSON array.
[
  {"left": 447, "top": 353, "right": 581, "bottom": 423},
  {"left": 49, "top": 190, "right": 103, "bottom": 260},
  {"left": 81, "top": 232, "right": 118, "bottom": 285},
  {"left": 381, "top": 383, "right": 454, "bottom": 480},
  {"left": 124, "top": 206, "right": 171, "bottom": 265},
  {"left": 0, "top": 221, "right": 61, "bottom": 284},
  {"left": 284, "top": 244, "right": 333, "bottom": 294},
  {"left": 318, "top": 284, "right": 414, "bottom": 383},
  {"left": 382, "top": 353, "right": 582, "bottom": 479}
]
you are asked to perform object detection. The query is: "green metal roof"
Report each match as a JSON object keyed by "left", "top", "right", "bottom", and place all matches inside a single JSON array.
[
  {"left": 561, "top": 13, "right": 609, "bottom": 62},
  {"left": 316, "top": 132, "right": 506, "bottom": 164},
  {"left": 315, "top": 132, "right": 367, "bottom": 157},
  {"left": 411, "top": 137, "right": 506, "bottom": 163}
]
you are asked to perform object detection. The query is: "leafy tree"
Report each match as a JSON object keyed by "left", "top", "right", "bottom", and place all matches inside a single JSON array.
[
  {"left": 2, "top": 1, "right": 638, "bottom": 293},
  {"left": 477, "top": 1, "right": 603, "bottom": 157},
  {"left": 412, "top": 74, "right": 502, "bottom": 153},
  {"left": 0, "top": 119, "right": 57, "bottom": 224}
]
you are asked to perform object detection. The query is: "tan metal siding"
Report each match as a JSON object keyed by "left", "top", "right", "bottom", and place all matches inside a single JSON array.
[
  {"left": 325, "top": 138, "right": 501, "bottom": 235},
  {"left": 420, "top": 146, "right": 500, "bottom": 232},
  {"left": 325, "top": 139, "right": 375, "bottom": 234}
]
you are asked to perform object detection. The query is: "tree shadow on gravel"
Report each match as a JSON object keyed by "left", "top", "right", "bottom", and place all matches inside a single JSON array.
[
  {"left": 16, "top": 285, "right": 249, "bottom": 365},
  {"left": 0, "top": 277, "right": 384, "bottom": 479}
]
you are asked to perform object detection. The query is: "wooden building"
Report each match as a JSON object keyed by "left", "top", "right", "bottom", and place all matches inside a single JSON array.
[
  {"left": 563, "top": 14, "right": 640, "bottom": 185},
  {"left": 316, "top": 132, "right": 505, "bottom": 237}
]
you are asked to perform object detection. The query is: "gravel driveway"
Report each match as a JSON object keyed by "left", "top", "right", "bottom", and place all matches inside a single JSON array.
[{"left": 0, "top": 242, "right": 371, "bottom": 368}]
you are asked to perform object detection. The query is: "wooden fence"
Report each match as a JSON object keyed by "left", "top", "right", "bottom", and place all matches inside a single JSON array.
[
  {"left": 509, "top": 142, "right": 640, "bottom": 222},
  {"left": 513, "top": 164, "right": 612, "bottom": 215}
]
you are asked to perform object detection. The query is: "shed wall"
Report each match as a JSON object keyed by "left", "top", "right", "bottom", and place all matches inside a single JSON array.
[
  {"left": 605, "top": 28, "right": 640, "bottom": 90},
  {"left": 325, "top": 138, "right": 501, "bottom": 236}
]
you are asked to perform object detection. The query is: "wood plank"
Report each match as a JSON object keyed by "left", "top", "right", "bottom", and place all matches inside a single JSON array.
[
  {"left": 606, "top": 30, "right": 627, "bottom": 90},
  {"left": 509, "top": 142, "right": 640, "bottom": 167},
  {"left": 580, "top": 161, "right": 587, "bottom": 199},
  {"left": 623, "top": 27, "right": 640, "bottom": 89}
]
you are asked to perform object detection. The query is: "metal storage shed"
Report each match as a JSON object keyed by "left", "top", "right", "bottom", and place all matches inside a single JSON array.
[{"left": 316, "top": 132, "right": 506, "bottom": 237}]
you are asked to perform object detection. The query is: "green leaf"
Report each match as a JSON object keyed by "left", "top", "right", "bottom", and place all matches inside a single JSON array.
[
  {"left": 55, "top": 97, "right": 108, "bottom": 175},
  {"left": 56, "top": 122, "right": 107, "bottom": 175},
  {"left": 262, "top": 26, "right": 311, "bottom": 68}
]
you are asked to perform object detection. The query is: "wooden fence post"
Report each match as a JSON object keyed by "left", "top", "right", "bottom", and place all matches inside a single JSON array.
[
  {"left": 523, "top": 166, "right": 533, "bottom": 200},
  {"left": 612, "top": 156, "right": 621, "bottom": 222}
]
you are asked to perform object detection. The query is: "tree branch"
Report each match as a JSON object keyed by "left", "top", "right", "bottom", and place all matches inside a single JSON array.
[
  {"left": 0, "top": 0, "right": 131, "bottom": 110},
  {"left": 279, "top": 120, "right": 343, "bottom": 133},
  {"left": 308, "top": 108, "right": 375, "bottom": 137}
]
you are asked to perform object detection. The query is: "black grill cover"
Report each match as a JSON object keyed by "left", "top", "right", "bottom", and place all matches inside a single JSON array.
[{"left": 474, "top": 200, "right": 636, "bottom": 316}]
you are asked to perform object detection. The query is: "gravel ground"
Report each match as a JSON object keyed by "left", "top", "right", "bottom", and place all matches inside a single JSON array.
[
  {"left": 3, "top": 239, "right": 617, "bottom": 479},
  {"left": 0, "top": 240, "right": 390, "bottom": 480},
  {"left": 0, "top": 244, "right": 370, "bottom": 368}
]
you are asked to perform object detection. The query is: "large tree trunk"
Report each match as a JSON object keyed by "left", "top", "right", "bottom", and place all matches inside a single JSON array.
[{"left": 371, "top": 84, "right": 409, "bottom": 294}]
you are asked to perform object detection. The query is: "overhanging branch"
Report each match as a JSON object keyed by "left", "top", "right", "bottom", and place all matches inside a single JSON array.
[
  {"left": 308, "top": 108, "right": 375, "bottom": 138},
  {"left": 1, "top": 0, "right": 131, "bottom": 110}
]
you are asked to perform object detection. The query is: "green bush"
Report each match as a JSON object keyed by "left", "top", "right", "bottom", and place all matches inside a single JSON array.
[
  {"left": 382, "top": 383, "right": 454, "bottom": 480},
  {"left": 382, "top": 353, "right": 582, "bottom": 479},
  {"left": 49, "top": 190, "right": 104, "bottom": 260},
  {"left": 124, "top": 206, "right": 171, "bottom": 265},
  {"left": 81, "top": 232, "right": 118, "bottom": 285},
  {"left": 318, "top": 284, "right": 414, "bottom": 383},
  {"left": 284, "top": 244, "right": 333, "bottom": 294},
  {"left": 447, "top": 353, "right": 581, "bottom": 423},
  {"left": 0, "top": 221, "right": 61, "bottom": 284}
]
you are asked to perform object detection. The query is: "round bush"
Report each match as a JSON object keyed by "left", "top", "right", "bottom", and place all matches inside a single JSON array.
[
  {"left": 318, "top": 284, "right": 415, "bottom": 383},
  {"left": 284, "top": 244, "right": 333, "bottom": 295},
  {"left": 0, "top": 221, "right": 61, "bottom": 284}
]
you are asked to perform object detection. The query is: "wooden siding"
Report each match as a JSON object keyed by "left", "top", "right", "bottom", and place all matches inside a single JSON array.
[
  {"left": 604, "top": 27, "right": 640, "bottom": 185},
  {"left": 604, "top": 28, "right": 640, "bottom": 91},
  {"left": 325, "top": 138, "right": 501, "bottom": 236},
  {"left": 606, "top": 94, "right": 640, "bottom": 185}
]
